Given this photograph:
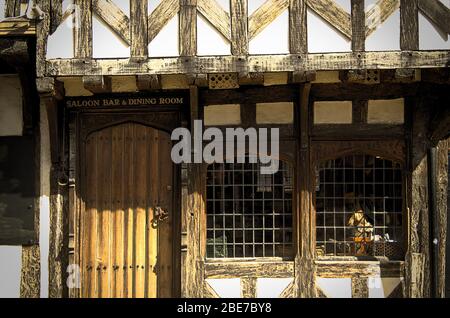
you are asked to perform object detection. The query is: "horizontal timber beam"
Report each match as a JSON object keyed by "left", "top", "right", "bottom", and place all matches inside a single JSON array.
[{"left": 45, "top": 51, "right": 450, "bottom": 76}]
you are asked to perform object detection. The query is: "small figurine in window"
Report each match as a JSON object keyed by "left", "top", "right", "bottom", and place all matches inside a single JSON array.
[{"left": 347, "top": 200, "right": 374, "bottom": 255}]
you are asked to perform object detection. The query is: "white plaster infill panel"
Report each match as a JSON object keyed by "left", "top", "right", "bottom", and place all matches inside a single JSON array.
[
  {"left": 316, "top": 277, "right": 352, "bottom": 298},
  {"left": 206, "top": 278, "right": 241, "bottom": 298},
  {"left": 256, "top": 278, "right": 293, "bottom": 298}
]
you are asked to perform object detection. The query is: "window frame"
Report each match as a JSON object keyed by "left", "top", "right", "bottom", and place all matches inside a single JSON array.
[
  {"left": 202, "top": 153, "right": 297, "bottom": 262},
  {"left": 311, "top": 140, "right": 407, "bottom": 262}
]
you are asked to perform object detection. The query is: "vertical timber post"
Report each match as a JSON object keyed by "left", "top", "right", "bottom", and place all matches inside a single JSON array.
[
  {"left": 130, "top": 0, "right": 149, "bottom": 58},
  {"left": 351, "top": 0, "right": 365, "bottom": 52},
  {"left": 179, "top": 0, "right": 197, "bottom": 56},
  {"left": 181, "top": 86, "right": 204, "bottom": 297},
  {"left": 74, "top": 0, "right": 93, "bottom": 58},
  {"left": 295, "top": 83, "right": 316, "bottom": 298},
  {"left": 400, "top": 0, "right": 419, "bottom": 50},
  {"left": 289, "top": 0, "right": 307, "bottom": 54},
  {"left": 36, "top": 77, "right": 67, "bottom": 298},
  {"left": 231, "top": 0, "right": 248, "bottom": 56}
]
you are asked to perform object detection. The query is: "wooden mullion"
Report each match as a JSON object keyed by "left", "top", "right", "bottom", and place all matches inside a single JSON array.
[
  {"left": 179, "top": 0, "right": 197, "bottom": 57},
  {"left": 231, "top": 0, "right": 248, "bottom": 56},
  {"left": 351, "top": 0, "right": 365, "bottom": 52},
  {"left": 289, "top": 0, "right": 307, "bottom": 54},
  {"left": 74, "top": 0, "right": 93, "bottom": 58},
  {"left": 400, "top": 0, "right": 419, "bottom": 50},
  {"left": 130, "top": 0, "right": 148, "bottom": 58}
]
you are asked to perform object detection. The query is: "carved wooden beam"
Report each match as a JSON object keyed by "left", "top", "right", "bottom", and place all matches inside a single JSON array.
[{"left": 82, "top": 75, "right": 112, "bottom": 94}]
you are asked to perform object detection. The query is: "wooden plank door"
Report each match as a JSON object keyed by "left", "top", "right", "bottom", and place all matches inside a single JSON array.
[{"left": 80, "top": 122, "right": 173, "bottom": 298}]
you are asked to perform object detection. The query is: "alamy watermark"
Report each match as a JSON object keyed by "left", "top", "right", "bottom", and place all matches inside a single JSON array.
[{"left": 171, "top": 120, "right": 280, "bottom": 174}]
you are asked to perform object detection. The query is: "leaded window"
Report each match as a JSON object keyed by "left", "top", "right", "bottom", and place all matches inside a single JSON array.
[
  {"left": 206, "top": 160, "right": 294, "bottom": 259},
  {"left": 315, "top": 154, "right": 404, "bottom": 260}
]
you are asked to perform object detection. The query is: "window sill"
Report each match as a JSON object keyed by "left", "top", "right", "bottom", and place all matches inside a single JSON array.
[
  {"left": 315, "top": 258, "right": 405, "bottom": 278},
  {"left": 204, "top": 259, "right": 294, "bottom": 279}
]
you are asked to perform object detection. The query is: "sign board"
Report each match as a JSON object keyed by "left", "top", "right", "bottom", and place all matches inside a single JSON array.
[{"left": 66, "top": 93, "right": 188, "bottom": 109}]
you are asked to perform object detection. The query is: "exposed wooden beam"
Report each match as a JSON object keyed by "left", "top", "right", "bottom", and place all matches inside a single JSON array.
[
  {"left": 36, "top": 0, "right": 51, "bottom": 77},
  {"left": 204, "top": 261, "right": 294, "bottom": 279},
  {"left": 400, "top": 0, "right": 419, "bottom": 50},
  {"left": 179, "top": 0, "right": 197, "bottom": 56},
  {"left": 198, "top": 0, "right": 231, "bottom": 41},
  {"left": 92, "top": 0, "right": 131, "bottom": 46},
  {"left": 307, "top": 0, "right": 352, "bottom": 40},
  {"left": 74, "top": 0, "right": 92, "bottom": 58},
  {"left": 366, "top": 0, "right": 400, "bottom": 38},
  {"left": 249, "top": 0, "right": 289, "bottom": 40},
  {"left": 418, "top": 0, "right": 450, "bottom": 35},
  {"left": 351, "top": 0, "right": 365, "bottom": 52},
  {"left": 130, "top": 0, "right": 148, "bottom": 57},
  {"left": 82, "top": 75, "right": 112, "bottom": 94},
  {"left": 45, "top": 51, "right": 450, "bottom": 76},
  {"left": 0, "top": 18, "right": 36, "bottom": 37},
  {"left": 315, "top": 261, "right": 404, "bottom": 278},
  {"left": 230, "top": 0, "right": 248, "bottom": 55},
  {"left": 289, "top": 0, "right": 307, "bottom": 54},
  {"left": 148, "top": 0, "right": 179, "bottom": 43}
]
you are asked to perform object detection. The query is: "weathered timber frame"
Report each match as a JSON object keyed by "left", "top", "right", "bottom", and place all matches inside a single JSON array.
[{"left": 33, "top": 0, "right": 450, "bottom": 77}]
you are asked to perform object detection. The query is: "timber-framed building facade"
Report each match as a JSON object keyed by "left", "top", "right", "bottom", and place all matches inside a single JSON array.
[{"left": 0, "top": 0, "right": 449, "bottom": 298}]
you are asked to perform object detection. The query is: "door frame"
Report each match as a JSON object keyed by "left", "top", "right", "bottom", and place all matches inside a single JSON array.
[{"left": 68, "top": 106, "right": 184, "bottom": 298}]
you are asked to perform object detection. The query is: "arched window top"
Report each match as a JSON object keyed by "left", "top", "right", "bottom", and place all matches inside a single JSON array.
[
  {"left": 206, "top": 158, "right": 294, "bottom": 259},
  {"left": 315, "top": 154, "right": 404, "bottom": 260}
]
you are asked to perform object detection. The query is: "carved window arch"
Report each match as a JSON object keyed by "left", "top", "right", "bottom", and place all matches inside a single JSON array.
[
  {"left": 315, "top": 153, "right": 405, "bottom": 260},
  {"left": 205, "top": 158, "right": 294, "bottom": 259}
]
